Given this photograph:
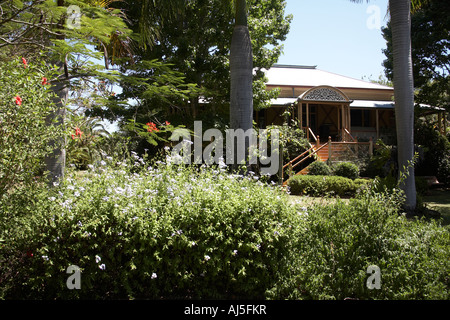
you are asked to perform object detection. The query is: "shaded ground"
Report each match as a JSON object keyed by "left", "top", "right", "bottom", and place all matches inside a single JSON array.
[{"left": 422, "top": 187, "right": 450, "bottom": 226}]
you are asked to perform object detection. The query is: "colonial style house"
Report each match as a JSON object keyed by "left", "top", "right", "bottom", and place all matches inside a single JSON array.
[
  {"left": 259, "top": 64, "right": 397, "bottom": 143},
  {"left": 258, "top": 64, "right": 446, "bottom": 177}
]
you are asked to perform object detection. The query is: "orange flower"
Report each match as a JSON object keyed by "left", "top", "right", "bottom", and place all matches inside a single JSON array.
[
  {"left": 21, "top": 57, "right": 27, "bottom": 68},
  {"left": 146, "top": 122, "right": 159, "bottom": 133},
  {"left": 165, "top": 121, "right": 170, "bottom": 126}
]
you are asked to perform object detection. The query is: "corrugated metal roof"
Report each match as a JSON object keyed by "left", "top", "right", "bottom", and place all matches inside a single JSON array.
[
  {"left": 270, "top": 98, "right": 395, "bottom": 108},
  {"left": 264, "top": 65, "right": 393, "bottom": 91}
]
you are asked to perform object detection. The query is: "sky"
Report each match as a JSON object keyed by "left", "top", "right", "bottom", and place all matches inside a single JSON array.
[{"left": 277, "top": 0, "right": 390, "bottom": 81}]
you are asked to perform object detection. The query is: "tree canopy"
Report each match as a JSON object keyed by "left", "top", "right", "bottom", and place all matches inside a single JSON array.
[
  {"left": 382, "top": 0, "right": 450, "bottom": 111},
  {"left": 91, "top": 0, "right": 292, "bottom": 129}
]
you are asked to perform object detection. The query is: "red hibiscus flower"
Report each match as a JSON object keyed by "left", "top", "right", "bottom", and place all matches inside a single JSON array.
[
  {"left": 75, "top": 127, "right": 82, "bottom": 137},
  {"left": 146, "top": 122, "right": 159, "bottom": 133},
  {"left": 15, "top": 96, "right": 22, "bottom": 105}
]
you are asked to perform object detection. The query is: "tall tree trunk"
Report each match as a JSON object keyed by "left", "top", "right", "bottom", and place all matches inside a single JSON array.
[
  {"left": 45, "top": 0, "right": 68, "bottom": 186},
  {"left": 229, "top": 0, "right": 253, "bottom": 166},
  {"left": 45, "top": 66, "right": 68, "bottom": 185},
  {"left": 389, "top": 0, "right": 417, "bottom": 214}
]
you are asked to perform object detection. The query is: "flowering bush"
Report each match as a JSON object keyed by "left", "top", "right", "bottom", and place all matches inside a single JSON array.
[
  {"left": 0, "top": 57, "right": 64, "bottom": 196},
  {"left": 0, "top": 153, "right": 301, "bottom": 299},
  {"left": 280, "top": 189, "right": 450, "bottom": 300}
]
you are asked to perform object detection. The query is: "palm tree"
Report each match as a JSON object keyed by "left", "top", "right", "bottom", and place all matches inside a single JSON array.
[
  {"left": 389, "top": 0, "right": 417, "bottom": 214},
  {"left": 229, "top": 0, "right": 254, "bottom": 166},
  {"left": 351, "top": 0, "right": 418, "bottom": 214}
]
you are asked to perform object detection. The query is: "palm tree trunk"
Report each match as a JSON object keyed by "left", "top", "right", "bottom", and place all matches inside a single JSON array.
[
  {"left": 45, "top": 69, "right": 68, "bottom": 185},
  {"left": 389, "top": 0, "right": 417, "bottom": 214},
  {"left": 229, "top": 0, "right": 253, "bottom": 166},
  {"left": 45, "top": 0, "right": 68, "bottom": 186}
]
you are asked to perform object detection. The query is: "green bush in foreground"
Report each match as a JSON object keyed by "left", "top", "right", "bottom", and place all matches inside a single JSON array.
[
  {"left": 276, "top": 189, "right": 450, "bottom": 300},
  {"left": 1, "top": 155, "right": 448, "bottom": 300},
  {"left": 0, "top": 156, "right": 300, "bottom": 299}
]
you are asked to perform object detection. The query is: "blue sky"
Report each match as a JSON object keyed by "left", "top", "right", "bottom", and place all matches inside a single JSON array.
[{"left": 277, "top": 0, "right": 390, "bottom": 81}]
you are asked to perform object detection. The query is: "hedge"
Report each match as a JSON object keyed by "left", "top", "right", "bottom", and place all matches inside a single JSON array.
[{"left": 287, "top": 175, "right": 372, "bottom": 197}]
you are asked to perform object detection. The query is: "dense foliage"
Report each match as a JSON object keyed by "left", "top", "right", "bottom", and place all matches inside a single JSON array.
[
  {"left": 415, "top": 119, "right": 450, "bottom": 185},
  {"left": 333, "top": 162, "right": 360, "bottom": 180},
  {"left": 0, "top": 156, "right": 300, "bottom": 299},
  {"left": 93, "top": 0, "right": 292, "bottom": 126},
  {"left": 0, "top": 58, "right": 64, "bottom": 197},
  {"left": 288, "top": 175, "right": 370, "bottom": 197},
  {"left": 1, "top": 159, "right": 448, "bottom": 300},
  {"left": 279, "top": 190, "right": 450, "bottom": 300},
  {"left": 382, "top": 0, "right": 450, "bottom": 110},
  {"left": 307, "top": 161, "right": 332, "bottom": 176}
]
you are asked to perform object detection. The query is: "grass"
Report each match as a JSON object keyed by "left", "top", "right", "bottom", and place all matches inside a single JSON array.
[
  {"left": 422, "top": 187, "right": 450, "bottom": 225},
  {"left": 288, "top": 194, "right": 349, "bottom": 207}
]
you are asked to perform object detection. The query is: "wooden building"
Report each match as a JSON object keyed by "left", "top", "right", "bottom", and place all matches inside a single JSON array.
[{"left": 258, "top": 64, "right": 397, "bottom": 143}]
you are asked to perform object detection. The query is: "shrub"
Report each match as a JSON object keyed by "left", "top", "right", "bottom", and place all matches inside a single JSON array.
[
  {"left": 0, "top": 57, "right": 64, "bottom": 196},
  {"left": 0, "top": 156, "right": 301, "bottom": 299},
  {"left": 275, "top": 189, "right": 450, "bottom": 300},
  {"left": 333, "top": 162, "right": 359, "bottom": 180},
  {"left": 287, "top": 175, "right": 369, "bottom": 197},
  {"left": 415, "top": 119, "right": 450, "bottom": 184},
  {"left": 307, "top": 161, "right": 332, "bottom": 176}
]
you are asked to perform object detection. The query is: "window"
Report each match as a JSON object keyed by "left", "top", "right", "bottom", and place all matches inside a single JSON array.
[{"left": 351, "top": 109, "right": 370, "bottom": 127}]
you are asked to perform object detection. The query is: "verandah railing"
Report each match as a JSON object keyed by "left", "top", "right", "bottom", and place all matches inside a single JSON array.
[{"left": 281, "top": 131, "right": 374, "bottom": 182}]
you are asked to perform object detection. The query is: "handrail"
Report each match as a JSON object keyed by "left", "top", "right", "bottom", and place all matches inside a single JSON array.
[
  {"left": 282, "top": 142, "right": 330, "bottom": 181},
  {"left": 308, "top": 127, "right": 317, "bottom": 143},
  {"left": 291, "top": 143, "right": 328, "bottom": 170},
  {"left": 283, "top": 146, "right": 314, "bottom": 170},
  {"left": 343, "top": 128, "right": 356, "bottom": 142}
]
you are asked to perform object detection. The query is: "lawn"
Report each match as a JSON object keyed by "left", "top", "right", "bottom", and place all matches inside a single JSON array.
[{"left": 423, "top": 187, "right": 450, "bottom": 225}]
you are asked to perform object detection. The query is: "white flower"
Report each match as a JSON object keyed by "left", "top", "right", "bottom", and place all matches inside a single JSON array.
[
  {"left": 42, "top": 255, "right": 49, "bottom": 261},
  {"left": 204, "top": 255, "right": 210, "bottom": 261},
  {"left": 95, "top": 255, "right": 101, "bottom": 263},
  {"left": 151, "top": 273, "right": 157, "bottom": 279},
  {"left": 99, "top": 264, "right": 106, "bottom": 270},
  {"left": 232, "top": 250, "right": 238, "bottom": 256},
  {"left": 48, "top": 197, "right": 56, "bottom": 201}
]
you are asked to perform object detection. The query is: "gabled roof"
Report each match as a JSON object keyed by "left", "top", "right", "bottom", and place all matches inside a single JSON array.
[{"left": 264, "top": 64, "right": 393, "bottom": 91}]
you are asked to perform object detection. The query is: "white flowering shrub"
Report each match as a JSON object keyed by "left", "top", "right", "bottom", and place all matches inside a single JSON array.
[{"left": 0, "top": 152, "right": 302, "bottom": 299}]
